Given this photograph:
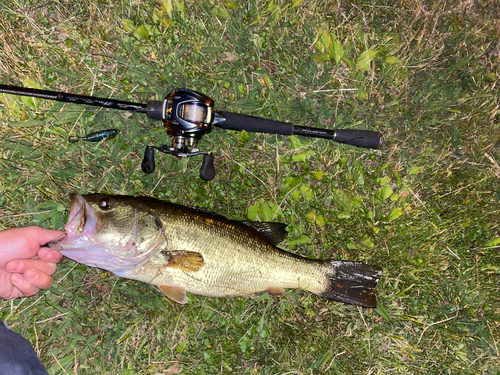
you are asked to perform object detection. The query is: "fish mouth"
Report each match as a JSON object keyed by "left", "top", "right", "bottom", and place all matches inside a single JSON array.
[
  {"left": 49, "top": 193, "right": 99, "bottom": 249},
  {"left": 65, "top": 193, "right": 94, "bottom": 236}
]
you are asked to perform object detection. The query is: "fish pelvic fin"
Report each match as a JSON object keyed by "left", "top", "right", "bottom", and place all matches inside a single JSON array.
[
  {"left": 318, "top": 260, "right": 382, "bottom": 308},
  {"left": 159, "top": 285, "right": 188, "bottom": 304}
]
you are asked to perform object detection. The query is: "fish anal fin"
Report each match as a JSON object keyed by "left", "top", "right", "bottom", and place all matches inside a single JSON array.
[
  {"left": 161, "top": 250, "right": 205, "bottom": 272},
  {"left": 264, "top": 287, "right": 286, "bottom": 296},
  {"left": 254, "top": 287, "right": 286, "bottom": 297},
  {"left": 159, "top": 285, "right": 188, "bottom": 304}
]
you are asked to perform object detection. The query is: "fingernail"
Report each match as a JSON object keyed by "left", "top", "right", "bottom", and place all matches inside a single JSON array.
[
  {"left": 7, "top": 261, "right": 23, "bottom": 273},
  {"left": 24, "top": 269, "right": 39, "bottom": 281},
  {"left": 38, "top": 248, "right": 51, "bottom": 258},
  {"left": 11, "top": 274, "right": 24, "bottom": 285}
]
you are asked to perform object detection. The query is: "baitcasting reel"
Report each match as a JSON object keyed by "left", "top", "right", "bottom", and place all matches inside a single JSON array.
[
  {"left": 141, "top": 88, "right": 217, "bottom": 180},
  {"left": 0, "top": 84, "right": 384, "bottom": 181}
]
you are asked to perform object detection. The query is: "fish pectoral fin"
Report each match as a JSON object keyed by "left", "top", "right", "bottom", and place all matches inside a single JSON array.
[
  {"left": 161, "top": 250, "right": 205, "bottom": 272},
  {"left": 159, "top": 285, "right": 188, "bottom": 304}
]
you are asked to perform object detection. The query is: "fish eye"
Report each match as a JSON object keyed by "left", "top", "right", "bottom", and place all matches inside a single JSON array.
[{"left": 99, "top": 198, "right": 111, "bottom": 210}]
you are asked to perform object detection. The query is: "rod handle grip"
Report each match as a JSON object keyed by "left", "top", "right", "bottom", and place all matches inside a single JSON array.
[
  {"left": 333, "top": 129, "right": 384, "bottom": 149},
  {"left": 215, "top": 112, "right": 384, "bottom": 149},
  {"left": 216, "top": 111, "right": 293, "bottom": 135}
]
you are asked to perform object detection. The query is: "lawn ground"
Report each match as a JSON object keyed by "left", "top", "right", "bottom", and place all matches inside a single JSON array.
[{"left": 0, "top": 0, "right": 499, "bottom": 373}]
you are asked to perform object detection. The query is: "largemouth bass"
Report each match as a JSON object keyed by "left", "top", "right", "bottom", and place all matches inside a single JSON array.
[{"left": 50, "top": 194, "right": 382, "bottom": 307}]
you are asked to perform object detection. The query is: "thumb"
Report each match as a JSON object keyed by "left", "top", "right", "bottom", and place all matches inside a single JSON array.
[
  {"left": 36, "top": 228, "right": 66, "bottom": 247},
  {"left": 13, "top": 227, "right": 65, "bottom": 257}
]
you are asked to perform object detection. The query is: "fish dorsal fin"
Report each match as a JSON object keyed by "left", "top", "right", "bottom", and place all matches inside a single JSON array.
[
  {"left": 159, "top": 285, "right": 188, "bottom": 304},
  {"left": 189, "top": 206, "right": 288, "bottom": 246},
  {"left": 161, "top": 250, "right": 205, "bottom": 272},
  {"left": 242, "top": 222, "right": 288, "bottom": 246}
]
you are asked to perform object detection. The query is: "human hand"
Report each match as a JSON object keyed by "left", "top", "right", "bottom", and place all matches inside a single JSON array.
[{"left": 0, "top": 226, "right": 64, "bottom": 300}]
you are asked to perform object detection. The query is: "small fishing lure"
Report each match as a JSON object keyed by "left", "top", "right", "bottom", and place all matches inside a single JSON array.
[{"left": 68, "top": 129, "right": 119, "bottom": 143}]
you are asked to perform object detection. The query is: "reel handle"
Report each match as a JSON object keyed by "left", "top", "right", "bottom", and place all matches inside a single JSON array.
[
  {"left": 215, "top": 111, "right": 383, "bottom": 149},
  {"left": 142, "top": 146, "right": 156, "bottom": 174},
  {"left": 142, "top": 145, "right": 216, "bottom": 181},
  {"left": 199, "top": 154, "right": 215, "bottom": 181}
]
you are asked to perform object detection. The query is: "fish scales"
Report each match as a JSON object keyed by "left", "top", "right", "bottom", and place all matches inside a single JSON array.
[
  {"left": 50, "top": 194, "right": 382, "bottom": 307},
  {"left": 130, "top": 204, "right": 327, "bottom": 297}
]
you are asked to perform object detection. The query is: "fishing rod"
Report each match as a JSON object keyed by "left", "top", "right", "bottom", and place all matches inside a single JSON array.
[{"left": 0, "top": 85, "right": 384, "bottom": 180}]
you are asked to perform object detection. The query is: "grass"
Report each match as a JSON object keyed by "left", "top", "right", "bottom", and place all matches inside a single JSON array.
[{"left": 0, "top": 0, "right": 499, "bottom": 373}]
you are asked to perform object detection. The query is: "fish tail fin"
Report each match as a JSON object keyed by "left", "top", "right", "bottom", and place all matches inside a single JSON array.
[{"left": 317, "top": 260, "right": 382, "bottom": 308}]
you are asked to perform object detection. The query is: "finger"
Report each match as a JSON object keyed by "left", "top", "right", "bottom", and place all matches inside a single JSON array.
[
  {"left": 6, "top": 259, "right": 57, "bottom": 275},
  {"left": 2, "top": 227, "right": 66, "bottom": 259},
  {"left": 0, "top": 272, "right": 16, "bottom": 300},
  {"left": 38, "top": 248, "right": 64, "bottom": 263},
  {"left": 24, "top": 268, "right": 54, "bottom": 291},
  {"left": 10, "top": 273, "right": 40, "bottom": 298},
  {"left": 26, "top": 227, "right": 65, "bottom": 247}
]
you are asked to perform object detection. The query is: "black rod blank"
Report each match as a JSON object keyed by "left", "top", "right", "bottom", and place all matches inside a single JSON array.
[{"left": 0, "top": 85, "right": 147, "bottom": 113}]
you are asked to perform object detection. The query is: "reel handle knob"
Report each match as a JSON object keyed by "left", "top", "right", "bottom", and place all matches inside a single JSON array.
[
  {"left": 142, "top": 146, "right": 156, "bottom": 174},
  {"left": 199, "top": 154, "right": 215, "bottom": 181}
]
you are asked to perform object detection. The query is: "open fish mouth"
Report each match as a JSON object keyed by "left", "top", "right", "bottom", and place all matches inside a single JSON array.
[
  {"left": 49, "top": 194, "right": 99, "bottom": 250},
  {"left": 64, "top": 193, "right": 97, "bottom": 237}
]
